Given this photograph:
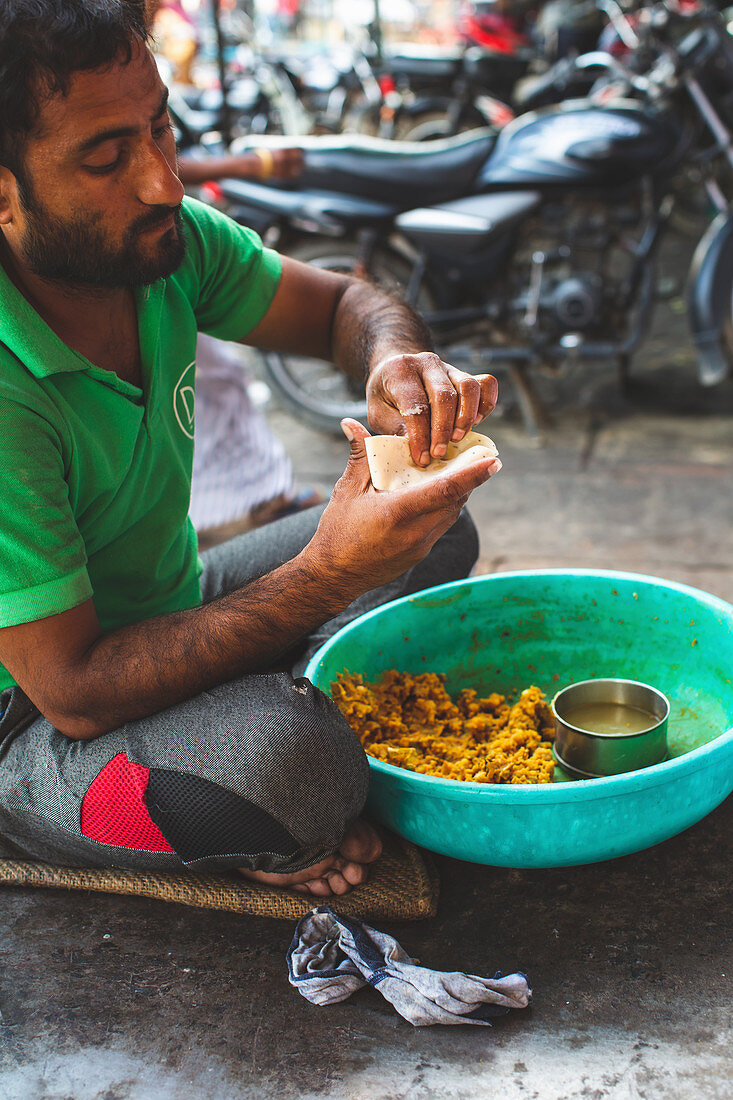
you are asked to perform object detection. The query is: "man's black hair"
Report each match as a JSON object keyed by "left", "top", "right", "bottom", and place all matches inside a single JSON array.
[{"left": 0, "top": 0, "right": 149, "bottom": 177}]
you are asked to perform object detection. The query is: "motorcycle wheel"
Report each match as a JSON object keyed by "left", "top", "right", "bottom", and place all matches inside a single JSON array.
[
  {"left": 722, "top": 299, "right": 733, "bottom": 378},
  {"left": 347, "top": 102, "right": 393, "bottom": 138},
  {"left": 394, "top": 106, "right": 488, "bottom": 142},
  {"left": 262, "top": 240, "right": 436, "bottom": 435},
  {"left": 395, "top": 109, "right": 454, "bottom": 142}
]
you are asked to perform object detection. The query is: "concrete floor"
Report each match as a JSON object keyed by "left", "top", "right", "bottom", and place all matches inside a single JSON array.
[{"left": 1, "top": 242, "right": 732, "bottom": 1098}]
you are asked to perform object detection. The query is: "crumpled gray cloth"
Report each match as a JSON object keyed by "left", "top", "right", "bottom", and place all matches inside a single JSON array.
[{"left": 287, "top": 906, "right": 531, "bottom": 1027}]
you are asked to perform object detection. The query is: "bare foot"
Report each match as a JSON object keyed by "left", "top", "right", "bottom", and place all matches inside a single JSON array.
[{"left": 238, "top": 818, "right": 382, "bottom": 898}]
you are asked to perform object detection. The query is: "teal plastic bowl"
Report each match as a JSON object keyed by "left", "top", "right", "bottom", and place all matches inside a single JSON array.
[{"left": 304, "top": 570, "right": 733, "bottom": 867}]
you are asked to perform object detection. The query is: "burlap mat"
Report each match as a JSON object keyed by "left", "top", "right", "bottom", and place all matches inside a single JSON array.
[{"left": 0, "top": 830, "right": 438, "bottom": 922}]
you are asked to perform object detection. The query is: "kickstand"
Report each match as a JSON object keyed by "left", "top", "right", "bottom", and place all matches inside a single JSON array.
[{"left": 508, "top": 363, "right": 550, "bottom": 443}]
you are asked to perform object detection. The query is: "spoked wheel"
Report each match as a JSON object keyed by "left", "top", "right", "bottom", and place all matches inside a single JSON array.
[{"left": 262, "top": 240, "right": 436, "bottom": 434}]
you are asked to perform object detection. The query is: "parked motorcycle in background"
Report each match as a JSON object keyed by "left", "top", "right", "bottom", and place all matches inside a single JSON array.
[
  {"left": 350, "top": 0, "right": 625, "bottom": 141},
  {"left": 160, "top": 1, "right": 617, "bottom": 149},
  {"left": 514, "top": 0, "right": 639, "bottom": 110},
  {"left": 206, "top": 0, "right": 733, "bottom": 438},
  {"left": 348, "top": 39, "right": 520, "bottom": 138}
]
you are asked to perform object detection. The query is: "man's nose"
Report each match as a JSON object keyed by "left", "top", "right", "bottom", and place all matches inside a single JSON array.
[{"left": 136, "top": 139, "right": 185, "bottom": 208}]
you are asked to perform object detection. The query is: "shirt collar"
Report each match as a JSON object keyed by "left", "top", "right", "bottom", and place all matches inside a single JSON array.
[{"left": 0, "top": 253, "right": 164, "bottom": 380}]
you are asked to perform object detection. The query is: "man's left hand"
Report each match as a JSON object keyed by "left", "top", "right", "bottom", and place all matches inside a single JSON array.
[{"left": 366, "top": 352, "right": 498, "bottom": 466}]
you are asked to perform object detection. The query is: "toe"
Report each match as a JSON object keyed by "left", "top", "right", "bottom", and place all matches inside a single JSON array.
[
  {"left": 324, "top": 871, "right": 352, "bottom": 896},
  {"left": 339, "top": 819, "right": 383, "bottom": 864},
  {"left": 237, "top": 849, "right": 345, "bottom": 889},
  {"left": 304, "top": 877, "right": 336, "bottom": 897},
  {"left": 340, "top": 860, "right": 369, "bottom": 887}
]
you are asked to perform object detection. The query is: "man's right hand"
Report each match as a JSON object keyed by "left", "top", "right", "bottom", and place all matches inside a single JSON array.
[{"left": 301, "top": 418, "right": 502, "bottom": 602}]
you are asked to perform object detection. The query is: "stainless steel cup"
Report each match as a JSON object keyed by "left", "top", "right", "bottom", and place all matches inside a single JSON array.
[{"left": 551, "top": 678, "right": 670, "bottom": 780}]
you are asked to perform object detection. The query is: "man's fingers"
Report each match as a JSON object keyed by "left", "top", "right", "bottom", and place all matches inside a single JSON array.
[
  {"left": 475, "top": 373, "right": 499, "bottom": 422},
  {"left": 370, "top": 357, "right": 500, "bottom": 468},
  {"left": 445, "top": 367, "right": 482, "bottom": 441},
  {"left": 429, "top": 456, "right": 502, "bottom": 504},
  {"left": 419, "top": 359, "right": 459, "bottom": 459},
  {"left": 385, "top": 376, "right": 432, "bottom": 466},
  {"left": 443, "top": 370, "right": 498, "bottom": 437},
  {"left": 398, "top": 455, "right": 502, "bottom": 516}
]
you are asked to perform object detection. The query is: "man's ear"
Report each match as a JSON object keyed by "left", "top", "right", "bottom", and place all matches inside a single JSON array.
[{"left": 0, "top": 167, "right": 18, "bottom": 225}]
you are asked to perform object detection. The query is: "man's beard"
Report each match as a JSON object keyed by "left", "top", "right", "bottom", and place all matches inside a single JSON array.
[{"left": 16, "top": 176, "right": 186, "bottom": 289}]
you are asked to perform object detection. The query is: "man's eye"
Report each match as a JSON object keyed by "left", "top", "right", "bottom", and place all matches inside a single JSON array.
[
  {"left": 153, "top": 121, "right": 172, "bottom": 139},
  {"left": 85, "top": 156, "right": 122, "bottom": 175}
]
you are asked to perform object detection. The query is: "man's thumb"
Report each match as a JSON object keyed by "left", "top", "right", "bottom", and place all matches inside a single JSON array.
[
  {"left": 340, "top": 418, "right": 371, "bottom": 475},
  {"left": 341, "top": 418, "right": 370, "bottom": 447}
]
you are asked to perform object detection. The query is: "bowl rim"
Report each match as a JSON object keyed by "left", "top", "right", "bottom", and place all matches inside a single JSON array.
[{"left": 304, "top": 568, "right": 733, "bottom": 802}]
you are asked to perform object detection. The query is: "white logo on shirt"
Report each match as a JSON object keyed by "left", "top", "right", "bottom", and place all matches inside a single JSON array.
[{"left": 173, "top": 361, "right": 196, "bottom": 439}]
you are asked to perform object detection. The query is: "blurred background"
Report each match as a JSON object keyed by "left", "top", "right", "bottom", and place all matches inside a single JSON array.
[{"left": 154, "top": 0, "right": 732, "bottom": 607}]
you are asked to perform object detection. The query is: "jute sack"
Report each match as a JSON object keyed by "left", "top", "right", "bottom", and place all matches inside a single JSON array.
[{"left": 0, "top": 829, "right": 438, "bottom": 922}]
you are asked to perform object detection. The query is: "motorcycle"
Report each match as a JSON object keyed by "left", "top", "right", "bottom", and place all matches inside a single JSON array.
[
  {"left": 458, "top": 0, "right": 534, "bottom": 54},
  {"left": 162, "top": 49, "right": 312, "bottom": 150},
  {"left": 391, "top": 0, "right": 625, "bottom": 135},
  {"left": 366, "top": 43, "right": 526, "bottom": 139},
  {"left": 344, "top": 35, "right": 531, "bottom": 140},
  {"left": 355, "top": 1, "right": 607, "bottom": 141},
  {"left": 208, "top": 0, "right": 733, "bottom": 437},
  {"left": 513, "top": 0, "right": 639, "bottom": 111},
  {"left": 267, "top": 44, "right": 380, "bottom": 134}
]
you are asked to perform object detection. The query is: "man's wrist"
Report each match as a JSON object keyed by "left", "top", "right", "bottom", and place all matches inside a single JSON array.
[
  {"left": 368, "top": 348, "right": 434, "bottom": 378},
  {"left": 254, "top": 147, "right": 275, "bottom": 179},
  {"left": 331, "top": 280, "right": 434, "bottom": 380},
  {"left": 291, "top": 547, "right": 363, "bottom": 615}
]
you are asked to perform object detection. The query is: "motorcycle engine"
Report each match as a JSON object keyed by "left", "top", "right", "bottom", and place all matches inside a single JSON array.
[
  {"left": 550, "top": 275, "right": 603, "bottom": 329},
  {"left": 507, "top": 198, "right": 639, "bottom": 343}
]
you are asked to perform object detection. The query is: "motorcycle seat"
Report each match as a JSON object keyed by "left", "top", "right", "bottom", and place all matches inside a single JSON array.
[
  {"left": 462, "top": 46, "right": 532, "bottom": 86},
  {"left": 384, "top": 47, "right": 465, "bottom": 80},
  {"left": 396, "top": 191, "right": 541, "bottom": 252},
  {"left": 229, "top": 131, "right": 497, "bottom": 208},
  {"left": 212, "top": 178, "right": 399, "bottom": 230}
]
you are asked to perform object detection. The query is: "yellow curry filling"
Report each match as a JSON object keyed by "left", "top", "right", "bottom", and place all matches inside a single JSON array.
[{"left": 332, "top": 671, "right": 556, "bottom": 784}]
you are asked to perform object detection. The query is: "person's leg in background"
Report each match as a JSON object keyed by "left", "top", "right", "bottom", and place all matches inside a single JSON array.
[{"left": 191, "top": 335, "right": 323, "bottom": 551}]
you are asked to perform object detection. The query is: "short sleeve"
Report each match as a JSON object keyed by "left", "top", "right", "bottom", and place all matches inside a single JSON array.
[
  {"left": 0, "top": 397, "right": 92, "bottom": 628},
  {"left": 182, "top": 198, "right": 282, "bottom": 341}
]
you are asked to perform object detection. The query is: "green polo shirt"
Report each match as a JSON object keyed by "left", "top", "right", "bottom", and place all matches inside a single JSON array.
[{"left": 0, "top": 197, "right": 281, "bottom": 692}]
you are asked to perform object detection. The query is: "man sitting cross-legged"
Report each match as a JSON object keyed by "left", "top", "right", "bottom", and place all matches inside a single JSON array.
[{"left": 0, "top": 0, "right": 501, "bottom": 898}]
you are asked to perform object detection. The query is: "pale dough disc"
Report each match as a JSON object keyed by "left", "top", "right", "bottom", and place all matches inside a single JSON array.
[{"left": 365, "top": 430, "right": 499, "bottom": 491}]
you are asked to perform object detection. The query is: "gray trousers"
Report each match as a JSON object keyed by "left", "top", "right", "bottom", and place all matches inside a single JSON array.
[{"left": 0, "top": 506, "right": 478, "bottom": 873}]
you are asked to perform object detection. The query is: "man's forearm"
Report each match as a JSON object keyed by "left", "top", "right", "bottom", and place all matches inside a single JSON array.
[
  {"left": 60, "top": 553, "right": 357, "bottom": 739},
  {"left": 331, "top": 279, "right": 433, "bottom": 380},
  {"left": 177, "top": 153, "right": 263, "bottom": 185}
]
